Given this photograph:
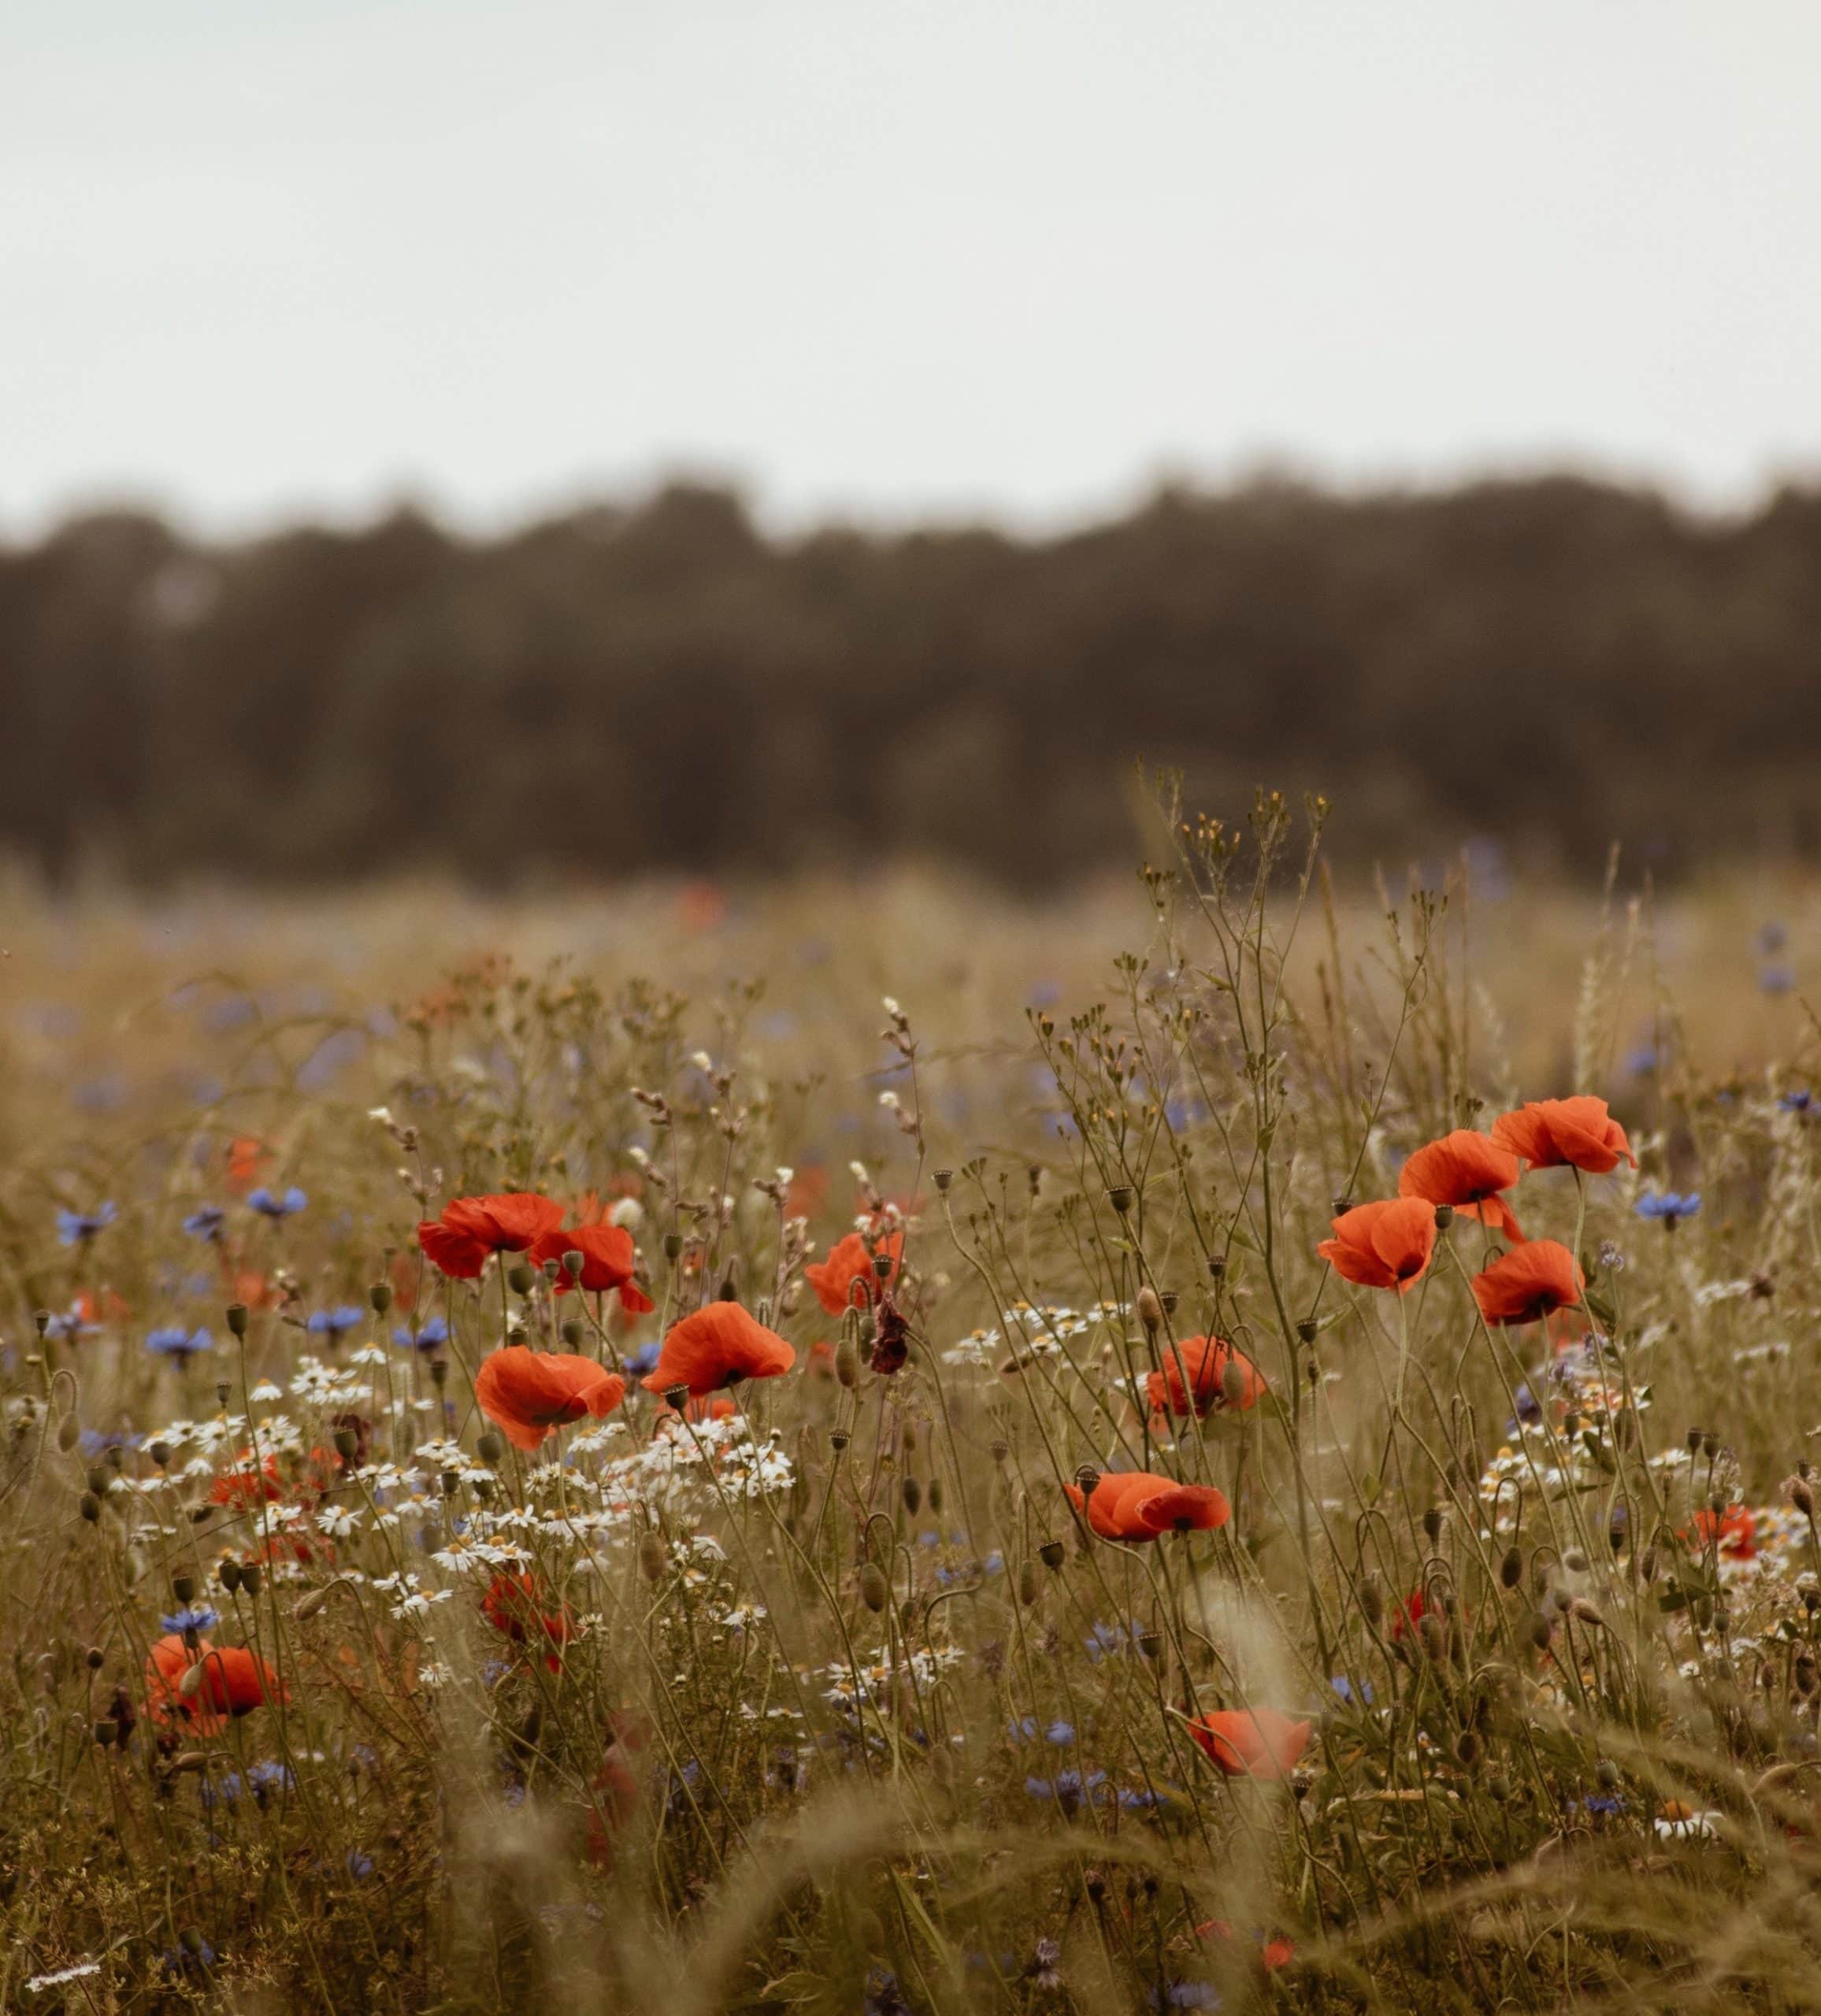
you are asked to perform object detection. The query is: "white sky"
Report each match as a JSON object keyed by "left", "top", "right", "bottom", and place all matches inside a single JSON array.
[{"left": 4, "top": 1, "right": 1819, "bottom": 537}]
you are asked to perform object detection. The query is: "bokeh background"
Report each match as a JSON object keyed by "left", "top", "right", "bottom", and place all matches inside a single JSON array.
[{"left": 4, "top": 3, "right": 1819, "bottom": 902}]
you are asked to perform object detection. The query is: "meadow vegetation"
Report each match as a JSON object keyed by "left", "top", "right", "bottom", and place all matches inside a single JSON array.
[{"left": 5, "top": 790, "right": 1821, "bottom": 2012}]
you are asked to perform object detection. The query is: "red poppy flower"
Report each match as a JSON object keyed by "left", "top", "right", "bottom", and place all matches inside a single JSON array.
[
  {"left": 806, "top": 1340, "right": 837, "bottom": 1378},
  {"left": 1491, "top": 1096, "right": 1635, "bottom": 1176},
  {"left": 482, "top": 1571, "right": 575, "bottom": 1669},
  {"left": 210, "top": 1449, "right": 281, "bottom": 1508},
  {"left": 474, "top": 1347, "right": 627, "bottom": 1451},
  {"left": 1134, "top": 1484, "right": 1233, "bottom": 1535},
  {"left": 1196, "top": 1922, "right": 1296, "bottom": 1971},
  {"left": 639, "top": 1303, "right": 796, "bottom": 1399},
  {"left": 1397, "top": 1130, "right": 1524, "bottom": 1241},
  {"left": 227, "top": 1136, "right": 269, "bottom": 1191},
  {"left": 145, "top": 1632, "right": 227, "bottom": 1737},
  {"left": 528, "top": 1224, "right": 655, "bottom": 1313},
  {"left": 1064, "top": 1469, "right": 1229, "bottom": 1541},
  {"left": 1471, "top": 1240, "right": 1583, "bottom": 1326},
  {"left": 419, "top": 1193, "right": 566, "bottom": 1279},
  {"left": 1686, "top": 1503, "right": 1756, "bottom": 1561},
  {"left": 195, "top": 1644, "right": 287, "bottom": 1717},
  {"left": 1147, "top": 1336, "right": 1264, "bottom": 1418},
  {"left": 1188, "top": 1707, "right": 1311, "bottom": 1780},
  {"left": 1317, "top": 1199, "right": 1436, "bottom": 1291},
  {"left": 803, "top": 1230, "right": 903, "bottom": 1316}
]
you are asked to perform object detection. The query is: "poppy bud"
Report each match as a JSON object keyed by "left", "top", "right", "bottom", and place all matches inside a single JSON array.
[
  {"left": 1640, "top": 1547, "right": 1658, "bottom": 1583},
  {"left": 859, "top": 1563, "right": 889, "bottom": 1612},
  {"left": 1793, "top": 1478, "right": 1815, "bottom": 1518},
  {"left": 225, "top": 1303, "right": 249, "bottom": 1338},
  {"left": 477, "top": 1430, "right": 504, "bottom": 1465},
  {"left": 1500, "top": 1547, "right": 1523, "bottom": 1589},
  {"left": 1039, "top": 1540, "right": 1065, "bottom": 1571},
  {"left": 901, "top": 1419, "right": 918, "bottom": 1453},
  {"left": 1358, "top": 1578, "right": 1385, "bottom": 1631},
  {"left": 1018, "top": 1560, "right": 1040, "bottom": 1606},
  {"left": 218, "top": 1559, "right": 242, "bottom": 1594},
  {"left": 369, "top": 1280, "right": 393, "bottom": 1314},
  {"left": 560, "top": 1318, "right": 585, "bottom": 1347},
  {"left": 241, "top": 1562, "right": 263, "bottom": 1596},
  {"left": 1433, "top": 1204, "right": 1455, "bottom": 1231},
  {"left": 171, "top": 1752, "right": 209, "bottom": 1773},
  {"left": 835, "top": 1339, "right": 859, "bottom": 1388},
  {"left": 1107, "top": 1186, "right": 1133, "bottom": 1216},
  {"left": 1454, "top": 1729, "right": 1482, "bottom": 1766},
  {"left": 1419, "top": 1614, "right": 1448, "bottom": 1662},
  {"left": 901, "top": 1477, "right": 922, "bottom": 1517},
  {"left": 57, "top": 1414, "right": 81, "bottom": 1453},
  {"left": 1597, "top": 1757, "right": 1619, "bottom": 1788},
  {"left": 927, "top": 1477, "right": 944, "bottom": 1514},
  {"left": 1528, "top": 1613, "right": 1552, "bottom": 1651},
  {"left": 1220, "top": 1360, "right": 1249, "bottom": 1408},
  {"left": 506, "top": 1262, "right": 535, "bottom": 1296},
  {"left": 1137, "top": 1286, "right": 1163, "bottom": 1335},
  {"left": 150, "top": 1440, "right": 172, "bottom": 1468},
  {"left": 638, "top": 1533, "right": 668, "bottom": 1581}
]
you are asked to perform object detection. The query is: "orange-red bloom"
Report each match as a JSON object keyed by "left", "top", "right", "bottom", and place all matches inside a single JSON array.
[
  {"left": 1188, "top": 1707, "right": 1311, "bottom": 1779},
  {"left": 1196, "top": 1922, "right": 1296, "bottom": 1972},
  {"left": 639, "top": 1303, "right": 796, "bottom": 1398},
  {"left": 210, "top": 1449, "right": 281, "bottom": 1508},
  {"left": 1471, "top": 1240, "right": 1583, "bottom": 1326},
  {"left": 1064, "top": 1469, "right": 1231, "bottom": 1541},
  {"left": 145, "top": 1635, "right": 286, "bottom": 1736},
  {"left": 803, "top": 1230, "right": 903, "bottom": 1316},
  {"left": 1686, "top": 1503, "right": 1756, "bottom": 1562},
  {"left": 418, "top": 1193, "right": 565, "bottom": 1278},
  {"left": 483, "top": 1572, "right": 575, "bottom": 1668},
  {"left": 1147, "top": 1336, "right": 1264, "bottom": 1418},
  {"left": 1397, "top": 1130, "right": 1524, "bottom": 1241},
  {"left": 1491, "top": 1095, "right": 1635, "bottom": 1176},
  {"left": 1317, "top": 1199, "right": 1436, "bottom": 1291},
  {"left": 528, "top": 1224, "right": 655, "bottom": 1313},
  {"left": 474, "top": 1347, "right": 627, "bottom": 1451}
]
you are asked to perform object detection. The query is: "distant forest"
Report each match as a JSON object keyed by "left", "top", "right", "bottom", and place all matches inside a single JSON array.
[{"left": 2, "top": 475, "right": 1817, "bottom": 887}]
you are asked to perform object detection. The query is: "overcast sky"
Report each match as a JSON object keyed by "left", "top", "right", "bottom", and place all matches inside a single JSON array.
[{"left": 6, "top": 1, "right": 1819, "bottom": 537}]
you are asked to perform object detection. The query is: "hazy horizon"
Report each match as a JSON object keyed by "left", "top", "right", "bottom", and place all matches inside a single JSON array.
[{"left": 7, "top": 1, "right": 1819, "bottom": 540}]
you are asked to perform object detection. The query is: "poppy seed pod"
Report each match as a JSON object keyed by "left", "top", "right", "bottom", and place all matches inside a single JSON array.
[
  {"left": 1107, "top": 1186, "right": 1133, "bottom": 1215},
  {"left": 933, "top": 1168, "right": 953, "bottom": 1193},
  {"left": 506, "top": 1262, "right": 535, "bottom": 1296},
  {"left": 560, "top": 1318, "right": 584, "bottom": 1347},
  {"left": 663, "top": 1232, "right": 683, "bottom": 1262},
  {"left": 859, "top": 1563, "right": 889, "bottom": 1612},
  {"left": 172, "top": 1573, "right": 196, "bottom": 1604},
  {"left": 85, "top": 1646, "right": 103, "bottom": 1670},
  {"left": 1040, "top": 1539, "right": 1066, "bottom": 1570},
  {"left": 477, "top": 1429, "right": 504, "bottom": 1465},
  {"left": 1433, "top": 1203, "right": 1455, "bottom": 1230},
  {"left": 1207, "top": 1255, "right": 1226, "bottom": 1279},
  {"left": 829, "top": 1429, "right": 850, "bottom": 1453},
  {"left": 1422, "top": 1506, "right": 1444, "bottom": 1544},
  {"left": 562, "top": 1247, "right": 587, "bottom": 1280},
  {"left": 85, "top": 1466, "right": 109, "bottom": 1497},
  {"left": 1296, "top": 1318, "right": 1318, "bottom": 1343},
  {"left": 217, "top": 1559, "right": 242, "bottom": 1594},
  {"left": 370, "top": 1280, "right": 393, "bottom": 1314},
  {"left": 93, "top": 1718, "right": 117, "bottom": 1747},
  {"left": 240, "top": 1562, "right": 263, "bottom": 1596},
  {"left": 1074, "top": 1465, "right": 1102, "bottom": 1500},
  {"left": 225, "top": 1303, "right": 249, "bottom": 1338},
  {"left": 150, "top": 1440, "right": 172, "bottom": 1468}
]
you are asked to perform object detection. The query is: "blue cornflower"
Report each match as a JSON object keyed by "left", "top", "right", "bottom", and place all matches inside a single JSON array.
[
  {"left": 1626, "top": 1046, "right": 1660, "bottom": 1078},
  {"left": 202, "top": 1771, "right": 244, "bottom": 1808},
  {"left": 161, "top": 1936, "right": 216, "bottom": 1975},
  {"left": 183, "top": 1204, "right": 226, "bottom": 1241},
  {"left": 43, "top": 1305, "right": 98, "bottom": 1342},
  {"left": 1584, "top": 1793, "right": 1624, "bottom": 1816},
  {"left": 1154, "top": 1985, "right": 1221, "bottom": 2011},
  {"left": 57, "top": 1201, "right": 117, "bottom": 1247},
  {"left": 864, "top": 1969, "right": 909, "bottom": 2016},
  {"left": 1044, "top": 1719, "right": 1076, "bottom": 1746},
  {"left": 1118, "top": 1785, "right": 1170, "bottom": 1810},
  {"left": 248, "top": 1761, "right": 294, "bottom": 1797},
  {"left": 1760, "top": 964, "right": 1796, "bottom": 995},
  {"left": 1635, "top": 1191, "right": 1700, "bottom": 1225},
  {"left": 247, "top": 1185, "right": 307, "bottom": 1219},
  {"left": 624, "top": 1339, "right": 662, "bottom": 1377},
  {"left": 347, "top": 1850, "right": 375, "bottom": 1880},
  {"left": 1761, "top": 921, "right": 1789, "bottom": 954},
  {"left": 1007, "top": 1715, "right": 1038, "bottom": 1742},
  {"left": 146, "top": 1325, "right": 212, "bottom": 1362},
  {"left": 1331, "top": 1674, "right": 1374, "bottom": 1706},
  {"left": 80, "top": 1429, "right": 139, "bottom": 1458},
  {"left": 1024, "top": 1768, "right": 1107, "bottom": 1805},
  {"left": 1781, "top": 1090, "right": 1814, "bottom": 1114},
  {"left": 1084, "top": 1620, "right": 1132, "bottom": 1662},
  {"left": 307, "top": 1306, "right": 365, "bottom": 1343},
  {"left": 393, "top": 1317, "right": 451, "bottom": 1353},
  {"left": 161, "top": 1605, "right": 221, "bottom": 1635}
]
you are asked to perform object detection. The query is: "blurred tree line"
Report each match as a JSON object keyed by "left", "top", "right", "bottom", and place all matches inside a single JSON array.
[{"left": 2, "top": 474, "right": 1816, "bottom": 887}]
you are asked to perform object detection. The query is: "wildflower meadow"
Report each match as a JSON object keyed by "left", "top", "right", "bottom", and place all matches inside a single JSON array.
[{"left": 9, "top": 787, "right": 1821, "bottom": 2013}]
